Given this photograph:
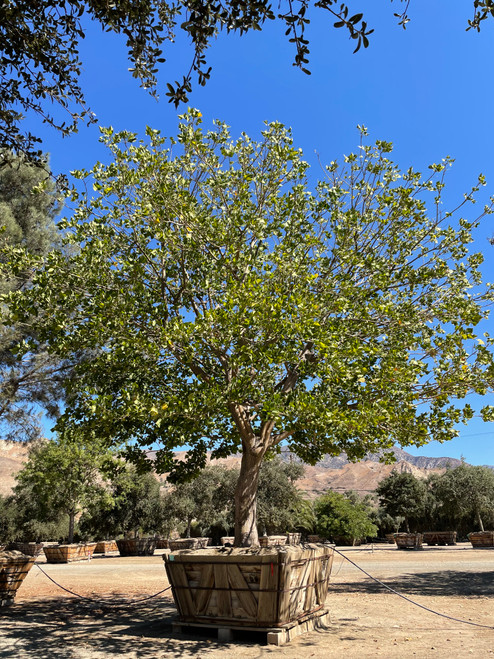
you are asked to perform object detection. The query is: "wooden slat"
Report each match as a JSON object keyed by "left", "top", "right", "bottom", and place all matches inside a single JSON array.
[
  {"left": 169, "top": 562, "right": 196, "bottom": 617},
  {"left": 278, "top": 551, "right": 292, "bottom": 622},
  {"left": 290, "top": 549, "right": 312, "bottom": 618},
  {"left": 303, "top": 552, "right": 317, "bottom": 612},
  {"left": 315, "top": 554, "right": 329, "bottom": 605},
  {"left": 195, "top": 563, "right": 215, "bottom": 615},
  {"left": 257, "top": 555, "right": 278, "bottom": 623},
  {"left": 227, "top": 564, "right": 258, "bottom": 619},
  {"left": 214, "top": 564, "right": 232, "bottom": 618}
]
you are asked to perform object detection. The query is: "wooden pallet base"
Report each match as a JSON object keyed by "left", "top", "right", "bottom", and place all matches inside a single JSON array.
[{"left": 172, "top": 608, "right": 330, "bottom": 646}]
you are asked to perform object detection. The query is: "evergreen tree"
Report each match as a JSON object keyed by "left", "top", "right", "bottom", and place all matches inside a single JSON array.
[{"left": 0, "top": 154, "right": 70, "bottom": 441}]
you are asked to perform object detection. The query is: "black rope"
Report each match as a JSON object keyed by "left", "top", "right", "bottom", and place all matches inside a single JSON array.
[
  {"left": 333, "top": 547, "right": 494, "bottom": 630},
  {"left": 34, "top": 563, "right": 172, "bottom": 605}
]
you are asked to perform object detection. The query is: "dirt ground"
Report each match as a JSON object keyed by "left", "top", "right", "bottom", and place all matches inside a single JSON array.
[{"left": 1, "top": 543, "right": 493, "bottom": 658}]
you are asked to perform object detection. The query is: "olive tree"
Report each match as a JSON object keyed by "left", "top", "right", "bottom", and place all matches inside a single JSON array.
[
  {"left": 14, "top": 432, "right": 114, "bottom": 543},
  {"left": 4, "top": 110, "right": 494, "bottom": 546},
  {"left": 376, "top": 471, "right": 428, "bottom": 533},
  {"left": 432, "top": 463, "right": 494, "bottom": 532}
]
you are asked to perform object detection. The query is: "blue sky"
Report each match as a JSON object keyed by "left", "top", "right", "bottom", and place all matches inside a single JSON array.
[{"left": 27, "top": 2, "right": 494, "bottom": 465}]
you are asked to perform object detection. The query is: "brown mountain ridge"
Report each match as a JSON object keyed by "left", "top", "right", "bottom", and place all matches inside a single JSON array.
[{"left": 0, "top": 439, "right": 474, "bottom": 499}]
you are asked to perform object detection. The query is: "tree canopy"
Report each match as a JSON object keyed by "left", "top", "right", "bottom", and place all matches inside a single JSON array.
[
  {"left": 3, "top": 111, "right": 494, "bottom": 545},
  {"left": 1, "top": 1, "right": 493, "bottom": 163}
]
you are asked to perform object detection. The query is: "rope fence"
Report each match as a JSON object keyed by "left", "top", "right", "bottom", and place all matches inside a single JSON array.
[
  {"left": 333, "top": 547, "right": 494, "bottom": 630},
  {"left": 34, "top": 563, "right": 172, "bottom": 606},
  {"left": 31, "top": 548, "right": 494, "bottom": 630}
]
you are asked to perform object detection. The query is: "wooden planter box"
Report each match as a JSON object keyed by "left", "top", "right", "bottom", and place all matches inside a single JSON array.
[
  {"left": 259, "top": 535, "right": 288, "bottom": 548},
  {"left": 307, "top": 535, "right": 322, "bottom": 543},
  {"left": 164, "top": 544, "right": 334, "bottom": 628},
  {"left": 116, "top": 537, "right": 156, "bottom": 556},
  {"left": 286, "top": 533, "right": 301, "bottom": 545},
  {"left": 155, "top": 537, "right": 169, "bottom": 550},
  {"left": 394, "top": 533, "right": 423, "bottom": 550},
  {"left": 0, "top": 551, "right": 35, "bottom": 605},
  {"left": 168, "top": 538, "right": 211, "bottom": 551},
  {"left": 94, "top": 540, "right": 118, "bottom": 554},
  {"left": 423, "top": 531, "right": 457, "bottom": 546},
  {"left": 220, "top": 537, "right": 235, "bottom": 546},
  {"left": 43, "top": 543, "right": 97, "bottom": 563},
  {"left": 333, "top": 536, "right": 361, "bottom": 546},
  {"left": 11, "top": 542, "right": 57, "bottom": 557},
  {"left": 468, "top": 531, "right": 494, "bottom": 548}
]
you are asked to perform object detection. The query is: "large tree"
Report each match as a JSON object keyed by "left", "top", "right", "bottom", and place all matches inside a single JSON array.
[
  {"left": 0, "top": 154, "right": 71, "bottom": 441},
  {"left": 4, "top": 111, "right": 494, "bottom": 546},
  {"left": 1, "top": 1, "right": 493, "bottom": 163}
]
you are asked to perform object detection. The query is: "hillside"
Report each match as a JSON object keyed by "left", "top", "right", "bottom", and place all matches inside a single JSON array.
[
  {"left": 0, "top": 440, "right": 30, "bottom": 496},
  {"left": 0, "top": 439, "right": 476, "bottom": 500},
  {"left": 152, "top": 445, "right": 463, "bottom": 498}
]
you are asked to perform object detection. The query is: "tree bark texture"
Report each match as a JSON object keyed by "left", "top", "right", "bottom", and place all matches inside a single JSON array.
[
  {"left": 234, "top": 448, "right": 264, "bottom": 547},
  {"left": 68, "top": 511, "right": 75, "bottom": 544}
]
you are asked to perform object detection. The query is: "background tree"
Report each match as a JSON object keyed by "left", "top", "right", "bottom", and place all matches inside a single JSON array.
[
  {"left": 376, "top": 471, "right": 428, "bottom": 533},
  {"left": 432, "top": 463, "right": 494, "bottom": 533},
  {"left": 0, "top": 488, "right": 69, "bottom": 543},
  {"left": 106, "top": 467, "right": 162, "bottom": 539},
  {"left": 14, "top": 431, "right": 114, "bottom": 543},
  {"left": 314, "top": 491, "right": 378, "bottom": 544},
  {"left": 290, "top": 498, "right": 318, "bottom": 536},
  {"left": 5, "top": 111, "right": 494, "bottom": 546},
  {"left": 164, "top": 465, "right": 236, "bottom": 539},
  {"left": 257, "top": 459, "right": 305, "bottom": 535},
  {"left": 78, "top": 465, "right": 164, "bottom": 540},
  {"left": 0, "top": 153, "right": 70, "bottom": 441},
  {"left": 1, "top": 1, "right": 493, "bottom": 163},
  {"left": 371, "top": 508, "right": 405, "bottom": 537}
]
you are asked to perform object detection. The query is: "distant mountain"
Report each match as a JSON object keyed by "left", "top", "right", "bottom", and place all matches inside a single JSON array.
[
  {"left": 279, "top": 446, "right": 464, "bottom": 471},
  {"left": 0, "top": 438, "right": 482, "bottom": 499},
  {"left": 273, "top": 446, "right": 465, "bottom": 498}
]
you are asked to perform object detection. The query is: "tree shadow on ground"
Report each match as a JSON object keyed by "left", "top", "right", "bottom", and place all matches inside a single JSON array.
[
  {"left": 331, "top": 569, "right": 494, "bottom": 597},
  {"left": 0, "top": 596, "right": 263, "bottom": 658}
]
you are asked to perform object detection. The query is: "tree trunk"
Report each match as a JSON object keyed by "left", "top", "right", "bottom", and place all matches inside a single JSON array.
[
  {"left": 234, "top": 448, "right": 264, "bottom": 547},
  {"left": 477, "top": 511, "right": 484, "bottom": 531},
  {"left": 68, "top": 511, "right": 75, "bottom": 544}
]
